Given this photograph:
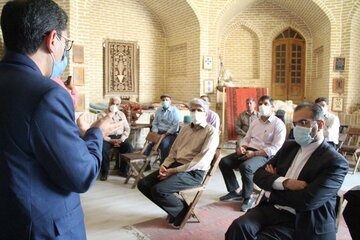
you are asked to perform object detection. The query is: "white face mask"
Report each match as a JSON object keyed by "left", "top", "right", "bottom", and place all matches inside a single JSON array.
[
  {"left": 109, "top": 104, "right": 119, "bottom": 113},
  {"left": 321, "top": 106, "right": 328, "bottom": 115},
  {"left": 190, "top": 111, "right": 206, "bottom": 125},
  {"left": 259, "top": 105, "right": 272, "bottom": 117}
]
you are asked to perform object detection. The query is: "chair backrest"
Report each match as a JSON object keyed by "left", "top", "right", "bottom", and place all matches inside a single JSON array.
[
  {"left": 140, "top": 132, "right": 165, "bottom": 155},
  {"left": 200, "top": 149, "right": 221, "bottom": 186},
  {"left": 344, "top": 128, "right": 360, "bottom": 146}
]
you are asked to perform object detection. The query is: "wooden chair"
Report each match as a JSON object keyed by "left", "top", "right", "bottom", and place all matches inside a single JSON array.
[
  {"left": 336, "top": 133, "right": 348, "bottom": 152},
  {"left": 339, "top": 127, "right": 360, "bottom": 174},
  {"left": 352, "top": 148, "right": 360, "bottom": 174},
  {"left": 120, "top": 132, "right": 164, "bottom": 189},
  {"left": 176, "top": 149, "right": 222, "bottom": 229},
  {"left": 336, "top": 191, "right": 348, "bottom": 232}
]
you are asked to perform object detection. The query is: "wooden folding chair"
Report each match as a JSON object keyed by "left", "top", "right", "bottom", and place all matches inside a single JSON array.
[
  {"left": 336, "top": 191, "right": 348, "bottom": 232},
  {"left": 120, "top": 132, "right": 164, "bottom": 188},
  {"left": 352, "top": 148, "right": 360, "bottom": 174},
  {"left": 339, "top": 127, "right": 360, "bottom": 174},
  {"left": 176, "top": 149, "right": 222, "bottom": 229},
  {"left": 336, "top": 133, "right": 348, "bottom": 152}
]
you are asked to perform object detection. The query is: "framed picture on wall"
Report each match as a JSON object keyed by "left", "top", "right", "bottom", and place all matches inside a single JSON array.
[
  {"left": 72, "top": 45, "right": 84, "bottom": 63},
  {"left": 203, "top": 56, "right": 213, "bottom": 70},
  {"left": 333, "top": 57, "right": 345, "bottom": 71},
  {"left": 332, "top": 77, "right": 345, "bottom": 94},
  {"left": 204, "top": 79, "right": 214, "bottom": 94},
  {"left": 332, "top": 97, "right": 343, "bottom": 112},
  {"left": 73, "top": 67, "right": 85, "bottom": 86}
]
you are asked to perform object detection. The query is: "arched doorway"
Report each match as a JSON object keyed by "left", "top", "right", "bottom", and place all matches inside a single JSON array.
[{"left": 272, "top": 28, "right": 305, "bottom": 103}]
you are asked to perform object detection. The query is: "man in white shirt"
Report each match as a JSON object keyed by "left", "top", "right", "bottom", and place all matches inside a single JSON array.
[
  {"left": 219, "top": 96, "right": 286, "bottom": 212},
  {"left": 225, "top": 103, "right": 348, "bottom": 240},
  {"left": 315, "top": 97, "right": 340, "bottom": 148}
]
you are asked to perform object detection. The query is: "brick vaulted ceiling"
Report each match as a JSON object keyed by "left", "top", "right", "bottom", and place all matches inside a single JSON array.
[
  {"left": 217, "top": 0, "right": 331, "bottom": 37},
  {"left": 140, "top": 0, "right": 331, "bottom": 40},
  {"left": 140, "top": 0, "right": 200, "bottom": 38}
]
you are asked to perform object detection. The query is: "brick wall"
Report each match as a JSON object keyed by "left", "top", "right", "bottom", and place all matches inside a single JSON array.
[
  {"left": 348, "top": 6, "right": 360, "bottom": 112},
  {"left": 0, "top": 0, "right": 358, "bottom": 113},
  {"left": 67, "top": 0, "right": 166, "bottom": 106},
  {"left": 219, "top": 1, "right": 312, "bottom": 92}
]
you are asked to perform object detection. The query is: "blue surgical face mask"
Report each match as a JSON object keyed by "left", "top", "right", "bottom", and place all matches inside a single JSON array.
[
  {"left": 293, "top": 125, "right": 316, "bottom": 146},
  {"left": 162, "top": 101, "right": 170, "bottom": 108},
  {"left": 51, "top": 51, "right": 68, "bottom": 79}
]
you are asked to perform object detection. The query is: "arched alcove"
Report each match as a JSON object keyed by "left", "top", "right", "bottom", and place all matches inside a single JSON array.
[
  {"left": 348, "top": 6, "right": 360, "bottom": 111},
  {"left": 221, "top": 24, "right": 260, "bottom": 83}
]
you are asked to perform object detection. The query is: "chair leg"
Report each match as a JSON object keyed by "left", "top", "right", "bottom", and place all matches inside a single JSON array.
[
  {"left": 124, "top": 161, "right": 138, "bottom": 184},
  {"left": 353, "top": 153, "right": 360, "bottom": 174},
  {"left": 255, "top": 190, "right": 265, "bottom": 206},
  {"left": 179, "top": 190, "right": 204, "bottom": 229},
  {"left": 336, "top": 197, "right": 348, "bottom": 232},
  {"left": 131, "top": 158, "right": 150, "bottom": 189}
]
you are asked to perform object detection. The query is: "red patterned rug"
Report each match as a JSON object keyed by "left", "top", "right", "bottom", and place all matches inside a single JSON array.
[
  {"left": 226, "top": 87, "right": 268, "bottom": 140},
  {"left": 132, "top": 201, "right": 351, "bottom": 240}
]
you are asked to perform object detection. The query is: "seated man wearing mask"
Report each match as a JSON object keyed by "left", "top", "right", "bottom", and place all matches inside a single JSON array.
[
  {"left": 219, "top": 96, "right": 286, "bottom": 212},
  {"left": 147, "top": 94, "right": 180, "bottom": 164},
  {"left": 138, "top": 98, "right": 219, "bottom": 228},
  {"left": 98, "top": 97, "right": 133, "bottom": 180},
  {"left": 315, "top": 97, "right": 340, "bottom": 149},
  {"left": 200, "top": 95, "right": 220, "bottom": 130},
  {"left": 226, "top": 103, "right": 348, "bottom": 240}
]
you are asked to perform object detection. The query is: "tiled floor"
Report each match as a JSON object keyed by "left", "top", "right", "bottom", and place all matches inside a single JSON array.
[{"left": 81, "top": 153, "right": 360, "bottom": 240}]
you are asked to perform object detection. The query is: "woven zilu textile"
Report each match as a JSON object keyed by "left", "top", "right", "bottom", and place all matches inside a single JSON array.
[{"left": 226, "top": 87, "right": 267, "bottom": 140}]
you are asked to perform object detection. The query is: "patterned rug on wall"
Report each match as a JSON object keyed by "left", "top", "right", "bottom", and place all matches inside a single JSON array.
[{"left": 123, "top": 201, "right": 351, "bottom": 240}]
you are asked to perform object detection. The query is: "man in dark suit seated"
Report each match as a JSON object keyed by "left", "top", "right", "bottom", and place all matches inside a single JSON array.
[{"left": 225, "top": 103, "right": 348, "bottom": 240}]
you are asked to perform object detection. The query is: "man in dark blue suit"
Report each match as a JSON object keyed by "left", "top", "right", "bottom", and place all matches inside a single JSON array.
[
  {"left": 226, "top": 103, "right": 348, "bottom": 240},
  {"left": 0, "top": 1, "right": 119, "bottom": 239}
]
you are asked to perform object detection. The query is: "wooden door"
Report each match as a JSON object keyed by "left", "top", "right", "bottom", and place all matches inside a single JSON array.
[{"left": 272, "top": 28, "right": 305, "bottom": 103}]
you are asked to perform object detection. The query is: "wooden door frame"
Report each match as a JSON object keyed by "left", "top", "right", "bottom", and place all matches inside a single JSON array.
[{"left": 271, "top": 37, "right": 305, "bottom": 102}]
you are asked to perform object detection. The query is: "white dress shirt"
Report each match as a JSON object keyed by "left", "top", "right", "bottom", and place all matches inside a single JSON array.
[
  {"left": 323, "top": 112, "right": 340, "bottom": 144},
  {"left": 269, "top": 136, "right": 324, "bottom": 214},
  {"left": 240, "top": 114, "right": 286, "bottom": 157}
]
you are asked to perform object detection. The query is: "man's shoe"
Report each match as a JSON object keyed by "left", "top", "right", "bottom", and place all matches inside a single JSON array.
[
  {"left": 240, "top": 197, "right": 255, "bottom": 212},
  {"left": 144, "top": 164, "right": 151, "bottom": 172},
  {"left": 166, "top": 214, "right": 175, "bottom": 224},
  {"left": 100, "top": 175, "right": 108, "bottom": 181},
  {"left": 118, "top": 171, "right": 128, "bottom": 178},
  {"left": 171, "top": 207, "right": 188, "bottom": 229},
  {"left": 219, "top": 191, "right": 243, "bottom": 202}
]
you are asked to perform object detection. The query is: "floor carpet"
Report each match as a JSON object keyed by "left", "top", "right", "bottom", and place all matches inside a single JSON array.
[{"left": 129, "top": 201, "right": 352, "bottom": 240}]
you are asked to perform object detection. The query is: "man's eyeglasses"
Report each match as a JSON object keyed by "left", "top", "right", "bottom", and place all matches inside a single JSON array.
[
  {"left": 292, "top": 119, "right": 315, "bottom": 127},
  {"left": 190, "top": 109, "right": 204, "bottom": 112},
  {"left": 57, "top": 34, "right": 74, "bottom": 51}
]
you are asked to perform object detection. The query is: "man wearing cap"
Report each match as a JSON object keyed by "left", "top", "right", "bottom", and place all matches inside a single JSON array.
[
  {"left": 149, "top": 94, "right": 180, "bottom": 164},
  {"left": 138, "top": 98, "right": 219, "bottom": 228}
]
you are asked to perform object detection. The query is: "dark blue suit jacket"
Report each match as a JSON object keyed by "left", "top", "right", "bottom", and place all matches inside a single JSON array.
[
  {"left": 0, "top": 52, "right": 103, "bottom": 239},
  {"left": 254, "top": 140, "right": 348, "bottom": 240}
]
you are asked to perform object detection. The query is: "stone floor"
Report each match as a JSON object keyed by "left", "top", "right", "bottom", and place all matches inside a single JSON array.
[{"left": 81, "top": 151, "right": 360, "bottom": 240}]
